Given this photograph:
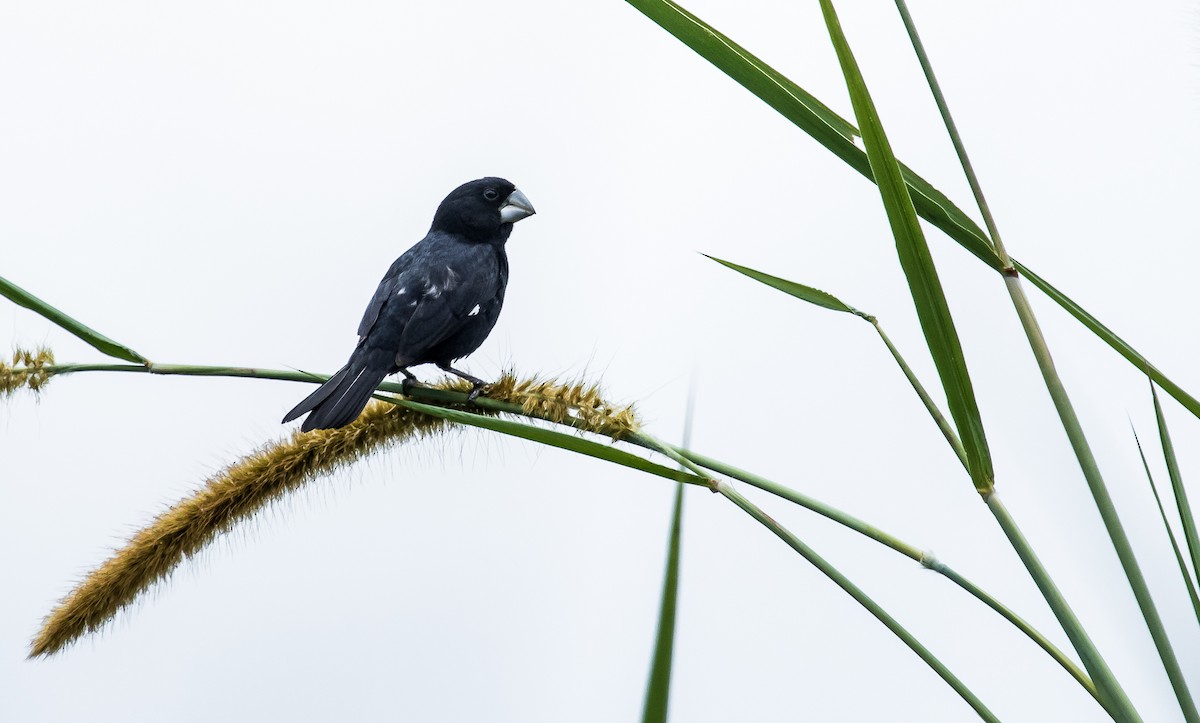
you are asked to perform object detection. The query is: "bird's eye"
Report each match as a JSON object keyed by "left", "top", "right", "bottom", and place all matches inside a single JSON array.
[{"left": 483, "top": 189, "right": 499, "bottom": 201}]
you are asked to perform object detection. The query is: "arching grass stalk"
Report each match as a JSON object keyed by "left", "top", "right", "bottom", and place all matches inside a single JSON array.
[
  {"left": 893, "top": 2, "right": 1195, "bottom": 719},
  {"left": 29, "top": 360, "right": 996, "bottom": 716},
  {"left": 30, "top": 372, "right": 699, "bottom": 657},
  {"left": 668, "top": 447, "right": 1098, "bottom": 704},
  {"left": 11, "top": 356, "right": 1094, "bottom": 699},
  {"left": 716, "top": 481, "right": 1000, "bottom": 722}
]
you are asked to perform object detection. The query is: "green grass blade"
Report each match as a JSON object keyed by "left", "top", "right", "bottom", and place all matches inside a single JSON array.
[
  {"left": 641, "top": 479, "right": 684, "bottom": 723},
  {"left": 624, "top": 0, "right": 856, "bottom": 146},
  {"left": 703, "top": 253, "right": 968, "bottom": 468},
  {"left": 623, "top": 0, "right": 999, "bottom": 273},
  {"left": 1132, "top": 423, "right": 1200, "bottom": 626},
  {"left": 0, "top": 274, "right": 147, "bottom": 364},
  {"left": 641, "top": 385, "right": 695, "bottom": 723},
  {"left": 702, "top": 254, "right": 863, "bottom": 316},
  {"left": 1152, "top": 384, "right": 1200, "bottom": 587},
  {"left": 814, "top": 0, "right": 992, "bottom": 493},
  {"left": 394, "top": 399, "right": 707, "bottom": 487}
]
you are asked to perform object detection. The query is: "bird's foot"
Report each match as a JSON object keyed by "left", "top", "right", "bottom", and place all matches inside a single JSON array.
[
  {"left": 400, "top": 377, "right": 428, "bottom": 396},
  {"left": 466, "top": 381, "right": 488, "bottom": 402},
  {"left": 436, "top": 363, "right": 488, "bottom": 400}
]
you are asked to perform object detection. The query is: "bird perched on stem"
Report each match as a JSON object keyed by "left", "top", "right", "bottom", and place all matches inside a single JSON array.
[{"left": 283, "top": 177, "right": 535, "bottom": 431}]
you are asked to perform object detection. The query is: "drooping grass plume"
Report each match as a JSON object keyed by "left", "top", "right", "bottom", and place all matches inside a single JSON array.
[
  {"left": 31, "top": 372, "right": 641, "bottom": 658},
  {"left": 1, "top": 346, "right": 54, "bottom": 397},
  {"left": 31, "top": 399, "right": 449, "bottom": 658}
]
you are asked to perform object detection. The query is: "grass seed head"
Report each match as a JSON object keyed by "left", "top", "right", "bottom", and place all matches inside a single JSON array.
[{"left": 1, "top": 346, "right": 54, "bottom": 397}]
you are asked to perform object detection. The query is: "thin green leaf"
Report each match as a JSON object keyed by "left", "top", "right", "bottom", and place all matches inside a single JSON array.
[
  {"left": 0, "top": 274, "right": 147, "bottom": 364},
  {"left": 1152, "top": 384, "right": 1200, "bottom": 587},
  {"left": 642, "top": 482, "right": 684, "bottom": 723},
  {"left": 625, "top": 0, "right": 1200, "bottom": 424},
  {"left": 641, "top": 385, "right": 696, "bottom": 723},
  {"left": 703, "top": 253, "right": 864, "bottom": 317},
  {"left": 394, "top": 399, "right": 707, "bottom": 487},
  {"left": 1132, "top": 423, "right": 1200, "bottom": 625},
  {"left": 815, "top": 0, "right": 993, "bottom": 492},
  {"left": 703, "top": 253, "right": 969, "bottom": 467},
  {"left": 1018, "top": 262, "right": 1200, "bottom": 421}
]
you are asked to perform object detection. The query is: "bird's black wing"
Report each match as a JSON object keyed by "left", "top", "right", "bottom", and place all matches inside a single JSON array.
[
  {"left": 392, "top": 253, "right": 500, "bottom": 364},
  {"left": 356, "top": 247, "right": 421, "bottom": 339},
  {"left": 354, "top": 242, "right": 497, "bottom": 365}
]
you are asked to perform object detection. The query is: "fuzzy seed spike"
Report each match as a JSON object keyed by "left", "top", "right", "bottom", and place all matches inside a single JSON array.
[
  {"left": 31, "top": 400, "right": 450, "bottom": 657},
  {"left": 1, "top": 346, "right": 54, "bottom": 397},
  {"left": 31, "top": 370, "right": 639, "bottom": 656}
]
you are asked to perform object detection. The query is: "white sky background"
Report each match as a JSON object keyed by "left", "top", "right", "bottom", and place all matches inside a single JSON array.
[{"left": 2, "top": 1, "right": 1199, "bottom": 720}]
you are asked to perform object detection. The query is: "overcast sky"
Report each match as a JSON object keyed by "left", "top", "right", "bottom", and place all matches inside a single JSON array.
[{"left": 3, "top": 1, "right": 1199, "bottom": 721}]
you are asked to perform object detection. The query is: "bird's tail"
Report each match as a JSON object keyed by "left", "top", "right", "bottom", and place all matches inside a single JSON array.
[{"left": 282, "top": 347, "right": 395, "bottom": 431}]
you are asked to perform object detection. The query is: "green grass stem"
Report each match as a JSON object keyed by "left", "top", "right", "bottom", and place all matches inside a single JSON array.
[
  {"left": 673, "top": 447, "right": 1097, "bottom": 704},
  {"left": 891, "top": 4, "right": 1196, "bottom": 716},
  {"left": 717, "top": 482, "right": 1000, "bottom": 721},
  {"left": 868, "top": 318, "right": 966, "bottom": 471},
  {"left": 985, "top": 492, "right": 1139, "bottom": 722}
]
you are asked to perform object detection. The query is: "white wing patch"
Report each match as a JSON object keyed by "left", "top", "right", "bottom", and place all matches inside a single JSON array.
[{"left": 468, "top": 304, "right": 481, "bottom": 317}]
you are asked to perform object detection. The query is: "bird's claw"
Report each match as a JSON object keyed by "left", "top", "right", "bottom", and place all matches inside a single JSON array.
[
  {"left": 467, "top": 382, "right": 487, "bottom": 402},
  {"left": 400, "top": 377, "right": 425, "bottom": 396}
]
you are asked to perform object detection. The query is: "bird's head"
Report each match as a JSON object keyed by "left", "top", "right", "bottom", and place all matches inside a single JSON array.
[{"left": 431, "top": 177, "right": 536, "bottom": 241}]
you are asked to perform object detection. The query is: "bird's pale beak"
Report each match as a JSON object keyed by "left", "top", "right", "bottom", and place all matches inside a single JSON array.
[{"left": 499, "top": 188, "right": 536, "bottom": 224}]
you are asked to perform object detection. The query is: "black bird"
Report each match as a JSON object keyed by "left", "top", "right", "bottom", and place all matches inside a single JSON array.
[{"left": 283, "top": 177, "right": 535, "bottom": 431}]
